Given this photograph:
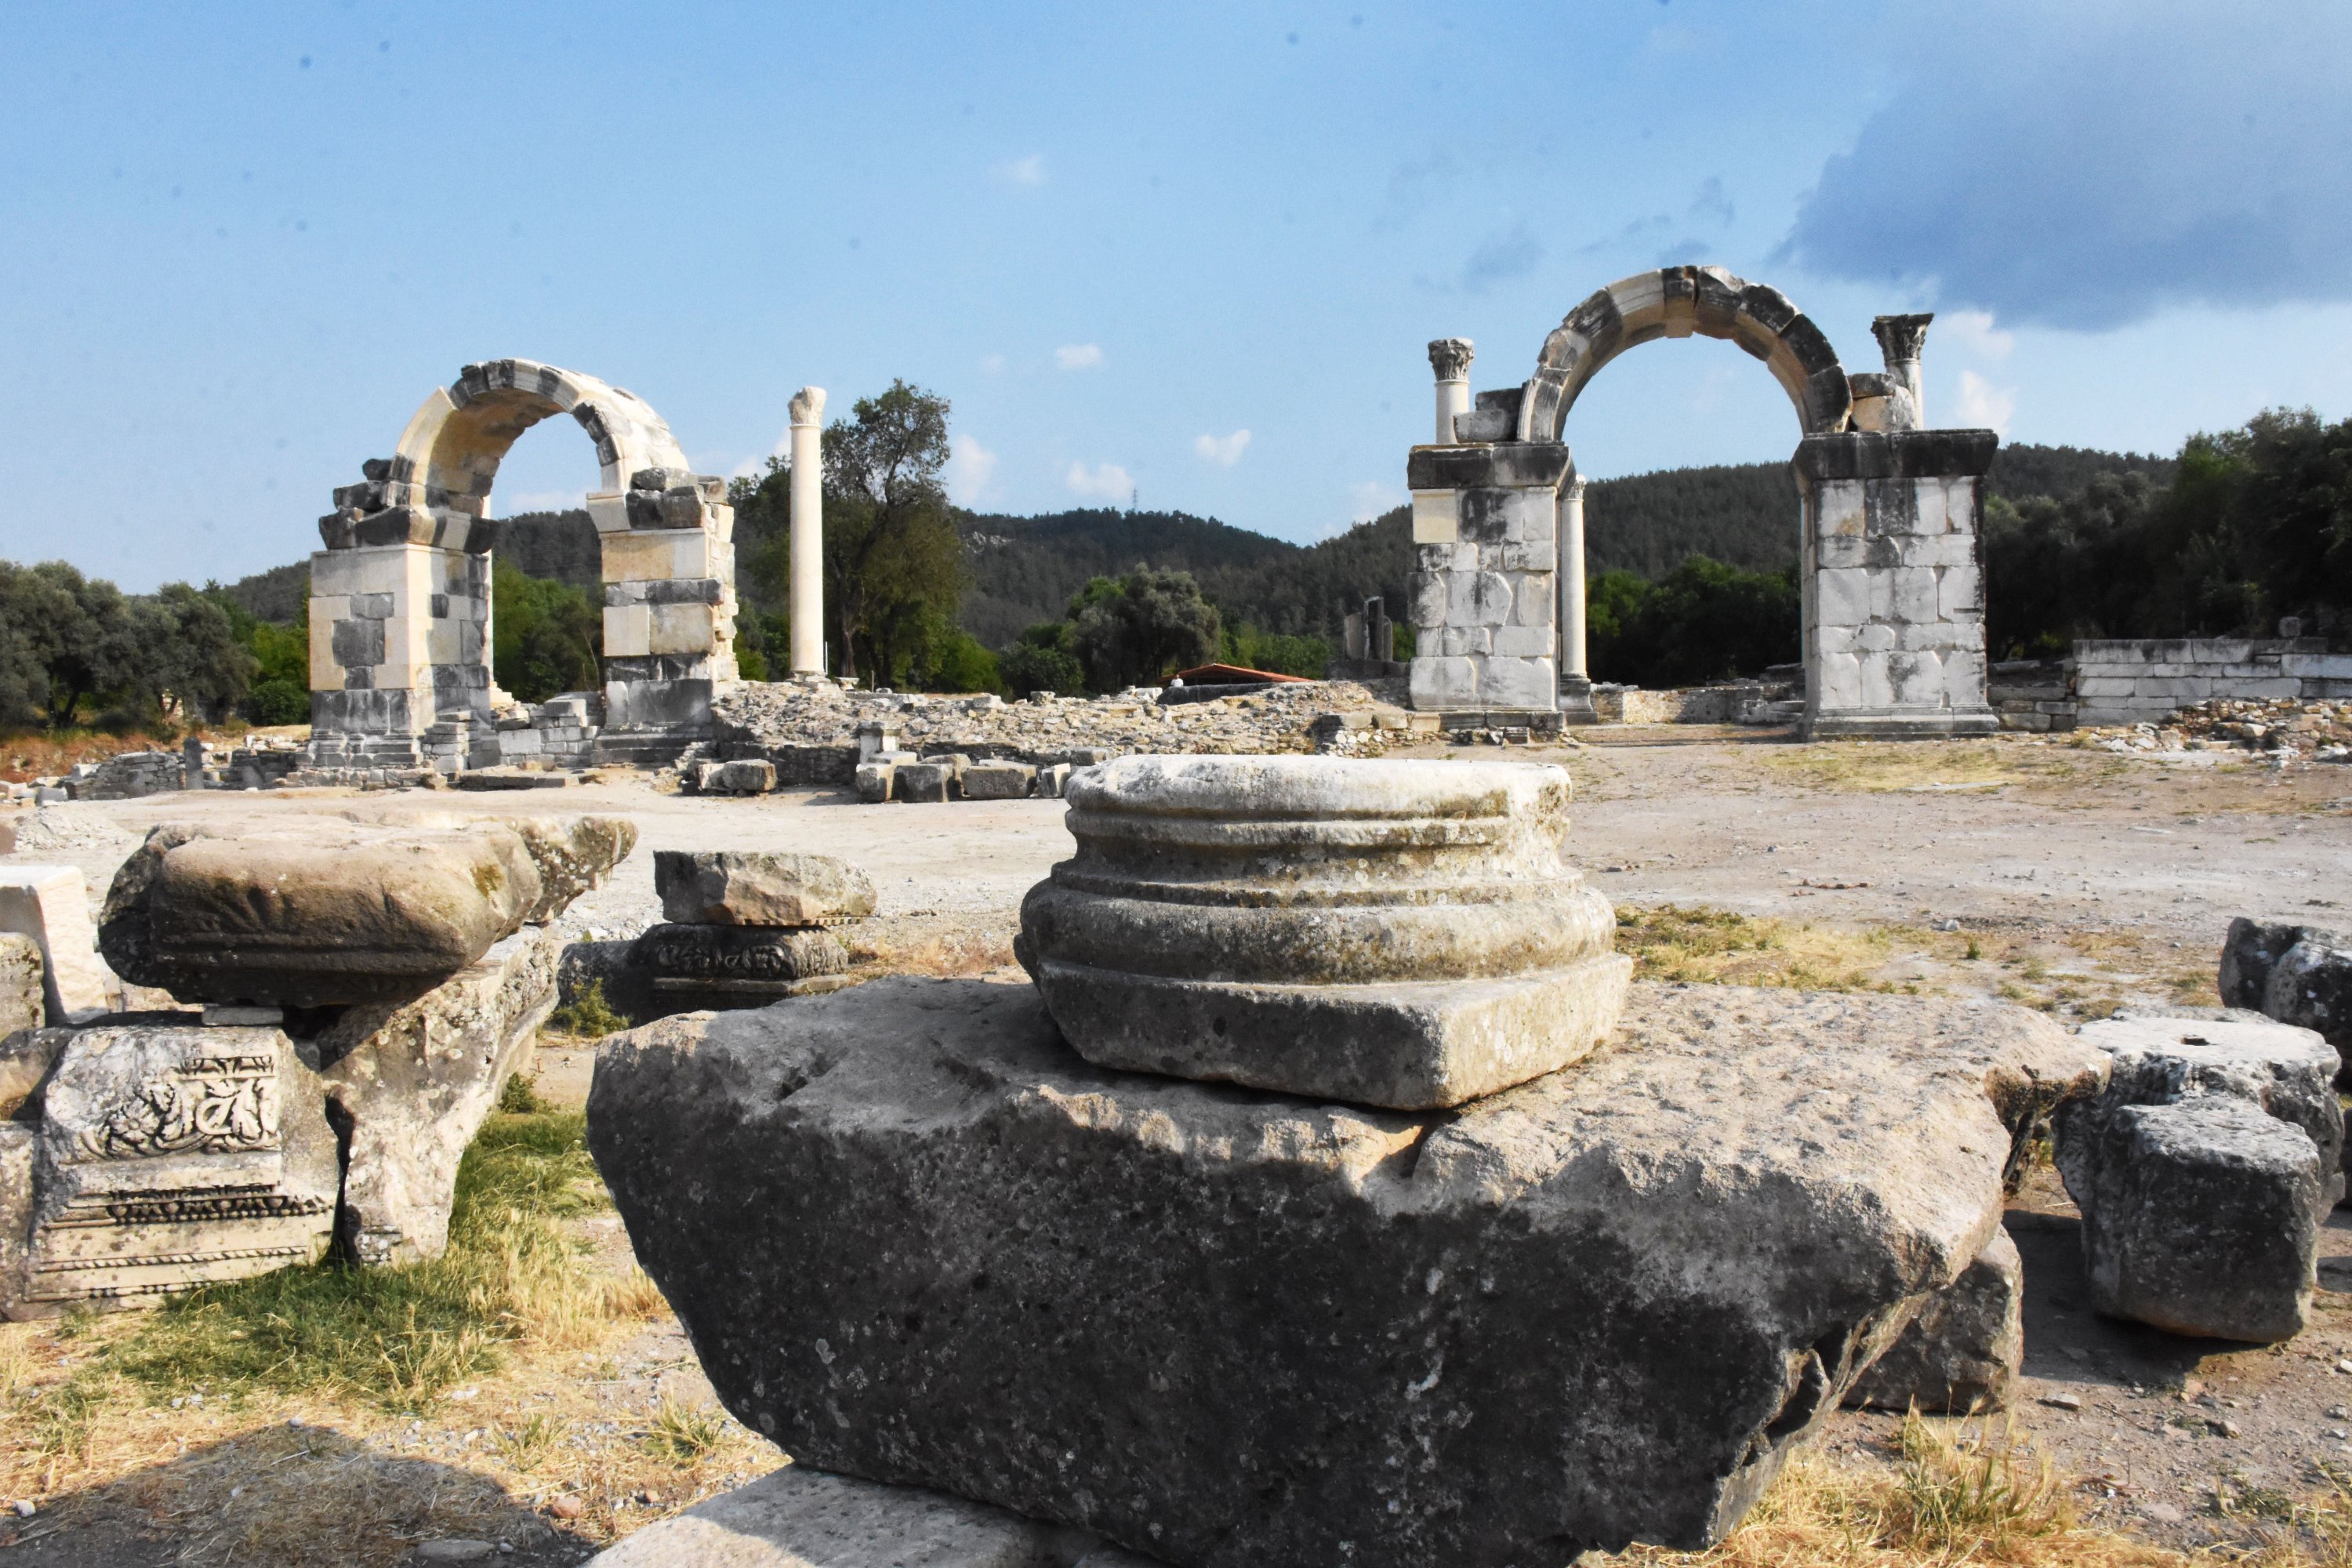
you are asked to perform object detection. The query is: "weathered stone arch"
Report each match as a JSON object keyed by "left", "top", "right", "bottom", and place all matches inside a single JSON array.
[
  {"left": 1516, "top": 265, "right": 1853, "bottom": 442},
  {"left": 309, "top": 359, "right": 738, "bottom": 773}
]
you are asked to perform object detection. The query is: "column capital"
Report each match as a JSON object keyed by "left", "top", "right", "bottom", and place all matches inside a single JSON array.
[
  {"left": 1563, "top": 474, "right": 1588, "bottom": 502},
  {"left": 1870, "top": 314, "right": 1933, "bottom": 366},
  {"left": 1427, "top": 338, "right": 1474, "bottom": 382},
  {"left": 788, "top": 386, "right": 827, "bottom": 426}
]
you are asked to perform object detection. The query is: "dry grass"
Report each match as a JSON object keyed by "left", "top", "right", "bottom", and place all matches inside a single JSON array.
[
  {"left": 1617, "top": 905, "right": 1916, "bottom": 992},
  {"left": 1622, "top": 1415, "right": 2188, "bottom": 1567},
  {"left": 1765, "top": 739, "right": 2140, "bottom": 795}
]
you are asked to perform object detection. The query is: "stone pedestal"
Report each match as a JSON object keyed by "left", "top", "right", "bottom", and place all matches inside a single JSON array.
[
  {"left": 1403, "top": 444, "right": 1565, "bottom": 716},
  {"left": 1017, "top": 757, "right": 1628, "bottom": 1109},
  {"left": 588, "top": 978, "right": 2100, "bottom": 1566},
  {"left": 1795, "top": 430, "right": 2000, "bottom": 739}
]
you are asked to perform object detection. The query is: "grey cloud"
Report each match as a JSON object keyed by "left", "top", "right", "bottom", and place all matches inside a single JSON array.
[
  {"left": 1461, "top": 223, "right": 1544, "bottom": 294},
  {"left": 1782, "top": 3, "right": 2352, "bottom": 329}
]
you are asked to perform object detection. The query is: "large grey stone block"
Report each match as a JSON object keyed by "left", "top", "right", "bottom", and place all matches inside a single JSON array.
[
  {"left": 655, "top": 851, "right": 877, "bottom": 927},
  {"left": 1018, "top": 756, "right": 1628, "bottom": 1109},
  {"left": 2056, "top": 1015, "right": 2340, "bottom": 1341},
  {"left": 589, "top": 978, "right": 2100, "bottom": 1565},
  {"left": 584, "top": 1465, "right": 1105, "bottom": 1567},
  {"left": 1846, "top": 1227, "right": 2023, "bottom": 1412},
  {"left": 961, "top": 762, "right": 1037, "bottom": 800}
]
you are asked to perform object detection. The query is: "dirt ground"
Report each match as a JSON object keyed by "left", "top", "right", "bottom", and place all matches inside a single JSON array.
[{"left": 4, "top": 728, "right": 2350, "bottom": 1563}]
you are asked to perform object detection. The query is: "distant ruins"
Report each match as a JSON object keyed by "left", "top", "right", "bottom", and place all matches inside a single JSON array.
[{"left": 1410, "top": 265, "right": 2001, "bottom": 740}]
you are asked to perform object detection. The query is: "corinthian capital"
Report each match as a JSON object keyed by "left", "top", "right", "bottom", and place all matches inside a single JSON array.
[
  {"left": 788, "top": 386, "right": 827, "bottom": 426},
  {"left": 1870, "top": 314, "right": 1933, "bottom": 366},
  {"left": 1427, "top": 338, "right": 1475, "bottom": 382}
]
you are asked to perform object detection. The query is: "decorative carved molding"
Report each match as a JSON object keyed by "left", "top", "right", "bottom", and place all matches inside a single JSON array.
[
  {"left": 74, "top": 1054, "right": 279, "bottom": 1160},
  {"left": 1427, "top": 339, "right": 1475, "bottom": 382},
  {"left": 788, "top": 386, "right": 828, "bottom": 426}
]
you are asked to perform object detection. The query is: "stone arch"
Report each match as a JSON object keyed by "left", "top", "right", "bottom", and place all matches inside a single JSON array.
[
  {"left": 388, "top": 358, "right": 691, "bottom": 518},
  {"left": 1515, "top": 265, "right": 1853, "bottom": 442},
  {"left": 309, "top": 359, "right": 737, "bottom": 773}
]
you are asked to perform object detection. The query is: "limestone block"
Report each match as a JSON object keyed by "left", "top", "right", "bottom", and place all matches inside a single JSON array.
[
  {"left": 1886, "top": 651, "right": 1944, "bottom": 709},
  {"left": 1858, "top": 652, "right": 1895, "bottom": 709},
  {"left": 314, "top": 927, "right": 561, "bottom": 1265},
  {"left": 1406, "top": 570, "right": 1446, "bottom": 629},
  {"left": 17, "top": 1025, "right": 339, "bottom": 1314},
  {"left": 98, "top": 822, "right": 543, "bottom": 1007},
  {"left": 896, "top": 761, "right": 954, "bottom": 804},
  {"left": 651, "top": 601, "right": 719, "bottom": 658},
  {"left": 0, "top": 867, "right": 107, "bottom": 1023},
  {"left": 1408, "top": 655, "right": 1478, "bottom": 711},
  {"left": 1479, "top": 655, "right": 1560, "bottom": 712},
  {"left": 1436, "top": 626, "right": 1474, "bottom": 657},
  {"left": 1036, "top": 763, "right": 1074, "bottom": 798},
  {"left": 583, "top": 1465, "right": 1105, "bottom": 1568},
  {"left": 1936, "top": 564, "right": 1983, "bottom": 621},
  {"left": 604, "top": 604, "right": 653, "bottom": 659},
  {"left": 1409, "top": 491, "right": 1458, "bottom": 545},
  {"left": 854, "top": 761, "right": 896, "bottom": 804},
  {"left": 1847, "top": 1228, "right": 2023, "bottom": 1413},
  {"left": 601, "top": 528, "right": 712, "bottom": 583},
  {"left": 713, "top": 759, "right": 777, "bottom": 795},
  {"left": 1490, "top": 626, "right": 1553, "bottom": 657},
  {"left": 632, "top": 923, "right": 853, "bottom": 1003},
  {"left": 1887, "top": 567, "right": 1939, "bottom": 625},
  {"left": 1816, "top": 568, "right": 1868, "bottom": 628},
  {"left": 0, "top": 934, "right": 43, "bottom": 1039},
  {"left": 1942, "top": 650, "right": 1989, "bottom": 709},
  {"left": 1816, "top": 534, "right": 1868, "bottom": 570},
  {"left": 588, "top": 978, "right": 2101, "bottom": 1565},
  {"left": 655, "top": 851, "right": 877, "bottom": 927},
  {"left": 1815, "top": 651, "right": 1864, "bottom": 709},
  {"left": 1911, "top": 477, "right": 1951, "bottom": 535},
  {"left": 2222, "top": 917, "right": 2333, "bottom": 1013},
  {"left": 1856, "top": 623, "right": 1898, "bottom": 653},
  {"left": 963, "top": 762, "right": 1037, "bottom": 800},
  {"left": 2263, "top": 936, "right": 2352, "bottom": 1067},
  {"left": 1509, "top": 573, "right": 1554, "bottom": 627},
  {"left": 1018, "top": 757, "right": 1629, "bottom": 1109},
  {"left": 2056, "top": 1015, "right": 2342, "bottom": 1340}
]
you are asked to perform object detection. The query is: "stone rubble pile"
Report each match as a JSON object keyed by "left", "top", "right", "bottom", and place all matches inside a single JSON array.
[
  {"left": 590, "top": 754, "right": 2102, "bottom": 1566},
  {"left": 0, "top": 813, "right": 635, "bottom": 1313},
  {"left": 626, "top": 851, "right": 873, "bottom": 1013},
  {"left": 2072, "top": 697, "right": 2352, "bottom": 762},
  {"left": 2054, "top": 1014, "right": 2343, "bottom": 1342}
]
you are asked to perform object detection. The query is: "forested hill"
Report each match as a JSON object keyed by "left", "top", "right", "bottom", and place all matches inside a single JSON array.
[{"left": 220, "top": 441, "right": 2173, "bottom": 645}]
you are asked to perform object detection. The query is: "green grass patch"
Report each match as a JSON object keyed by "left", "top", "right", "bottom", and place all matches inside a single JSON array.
[{"left": 100, "top": 1110, "right": 623, "bottom": 1410}]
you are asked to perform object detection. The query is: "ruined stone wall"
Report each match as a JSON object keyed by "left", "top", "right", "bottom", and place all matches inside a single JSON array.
[{"left": 2072, "top": 638, "right": 2352, "bottom": 727}]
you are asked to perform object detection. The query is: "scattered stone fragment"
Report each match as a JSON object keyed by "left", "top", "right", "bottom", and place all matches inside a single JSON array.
[
  {"left": 583, "top": 1465, "right": 1105, "bottom": 1567},
  {"left": 590, "top": 978, "right": 2100, "bottom": 1563},
  {"left": 960, "top": 760, "right": 1037, "bottom": 800},
  {"left": 853, "top": 761, "right": 895, "bottom": 804},
  {"left": 895, "top": 761, "right": 953, "bottom": 804},
  {"left": 1846, "top": 1227, "right": 2024, "bottom": 1412},
  {"left": 655, "top": 852, "right": 877, "bottom": 927},
  {"left": 1018, "top": 756, "right": 1631, "bottom": 1109},
  {"left": 413, "top": 1542, "right": 497, "bottom": 1563},
  {"left": 0, "top": 866, "right": 108, "bottom": 1023},
  {"left": 2056, "top": 1016, "right": 2340, "bottom": 1341},
  {"left": 706, "top": 759, "right": 777, "bottom": 796},
  {"left": 1036, "top": 763, "right": 1073, "bottom": 799},
  {"left": 2041, "top": 1392, "right": 2084, "bottom": 1411},
  {"left": 2221, "top": 918, "right": 2352, "bottom": 1083}
]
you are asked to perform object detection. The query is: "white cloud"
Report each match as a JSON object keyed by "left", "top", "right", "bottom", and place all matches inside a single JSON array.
[
  {"left": 1938, "top": 309, "right": 2015, "bottom": 361},
  {"left": 1955, "top": 370, "right": 2017, "bottom": 436},
  {"left": 1054, "top": 343, "right": 1104, "bottom": 371},
  {"left": 993, "top": 154, "right": 1047, "bottom": 187},
  {"left": 946, "top": 434, "right": 998, "bottom": 506},
  {"left": 493, "top": 488, "right": 586, "bottom": 517},
  {"left": 1193, "top": 429, "right": 1251, "bottom": 466},
  {"left": 1065, "top": 461, "right": 1133, "bottom": 502},
  {"left": 979, "top": 353, "right": 1007, "bottom": 374}
]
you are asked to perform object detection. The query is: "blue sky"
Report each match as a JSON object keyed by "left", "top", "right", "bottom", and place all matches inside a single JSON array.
[{"left": 3, "top": 1, "right": 2347, "bottom": 590}]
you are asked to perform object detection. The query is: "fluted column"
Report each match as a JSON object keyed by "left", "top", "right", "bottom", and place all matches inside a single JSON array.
[
  {"left": 1427, "top": 339, "right": 1473, "bottom": 444},
  {"left": 787, "top": 387, "right": 826, "bottom": 677}
]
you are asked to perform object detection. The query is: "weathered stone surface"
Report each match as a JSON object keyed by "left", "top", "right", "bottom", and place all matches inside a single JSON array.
[
  {"left": 1018, "top": 755, "right": 1630, "bottom": 1109},
  {"left": 0, "top": 866, "right": 107, "bottom": 1023},
  {"left": 13, "top": 1024, "right": 339, "bottom": 1316},
  {"left": 504, "top": 815, "right": 638, "bottom": 922},
  {"left": 309, "top": 926, "right": 561, "bottom": 1265},
  {"left": 2056, "top": 1015, "right": 2339, "bottom": 1341},
  {"left": 0, "top": 934, "right": 42, "bottom": 1039},
  {"left": 1846, "top": 1228, "right": 2023, "bottom": 1412},
  {"left": 961, "top": 762, "right": 1036, "bottom": 801},
  {"left": 708, "top": 760, "right": 777, "bottom": 796},
  {"left": 655, "top": 852, "right": 877, "bottom": 927},
  {"left": 854, "top": 761, "right": 895, "bottom": 804},
  {"left": 895, "top": 761, "right": 953, "bottom": 803},
  {"left": 584, "top": 1465, "right": 1105, "bottom": 1567},
  {"left": 590, "top": 978, "right": 2100, "bottom": 1565},
  {"left": 100, "top": 821, "right": 543, "bottom": 1006},
  {"left": 633, "top": 923, "right": 855, "bottom": 1004},
  {"left": 0, "top": 1123, "right": 31, "bottom": 1311},
  {"left": 2220, "top": 917, "right": 2315, "bottom": 1011}
]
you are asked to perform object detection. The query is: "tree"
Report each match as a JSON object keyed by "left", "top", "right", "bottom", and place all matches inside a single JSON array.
[
  {"left": 136, "top": 583, "right": 256, "bottom": 723},
  {"left": 1069, "top": 568, "right": 1222, "bottom": 691},
  {"left": 999, "top": 621, "right": 1086, "bottom": 696},
  {"left": 1586, "top": 556, "right": 1798, "bottom": 687},
  {"left": 492, "top": 561, "right": 601, "bottom": 704},
  {"left": 821, "top": 381, "right": 964, "bottom": 684},
  {"left": 0, "top": 561, "right": 142, "bottom": 727}
]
